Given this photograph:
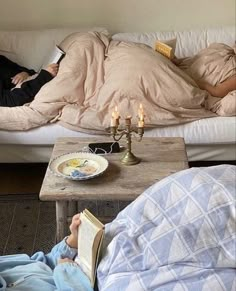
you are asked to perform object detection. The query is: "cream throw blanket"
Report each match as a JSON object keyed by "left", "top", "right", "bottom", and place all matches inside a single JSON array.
[{"left": 0, "top": 32, "right": 235, "bottom": 132}]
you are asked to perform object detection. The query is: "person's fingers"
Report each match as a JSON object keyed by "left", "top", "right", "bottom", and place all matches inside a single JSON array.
[
  {"left": 69, "top": 214, "right": 81, "bottom": 233},
  {"left": 72, "top": 213, "right": 81, "bottom": 221},
  {"left": 11, "top": 72, "right": 29, "bottom": 85},
  {"left": 72, "top": 215, "right": 81, "bottom": 227},
  {"left": 53, "top": 65, "right": 59, "bottom": 74},
  {"left": 45, "top": 63, "right": 59, "bottom": 77},
  {"left": 11, "top": 77, "right": 17, "bottom": 84},
  {"left": 48, "top": 63, "right": 59, "bottom": 69},
  {"left": 12, "top": 76, "right": 20, "bottom": 85},
  {"left": 70, "top": 218, "right": 81, "bottom": 232},
  {"left": 58, "top": 258, "right": 74, "bottom": 264}
]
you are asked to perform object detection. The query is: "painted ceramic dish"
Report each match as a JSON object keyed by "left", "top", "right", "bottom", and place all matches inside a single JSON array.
[{"left": 49, "top": 152, "right": 108, "bottom": 180}]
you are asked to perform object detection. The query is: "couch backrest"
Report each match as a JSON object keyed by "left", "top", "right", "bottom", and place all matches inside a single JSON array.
[
  {"left": 0, "top": 27, "right": 108, "bottom": 71},
  {"left": 0, "top": 26, "right": 234, "bottom": 71},
  {"left": 112, "top": 26, "right": 235, "bottom": 57}
]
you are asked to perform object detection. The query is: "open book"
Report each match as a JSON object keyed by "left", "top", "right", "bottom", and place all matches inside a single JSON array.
[
  {"left": 155, "top": 39, "right": 176, "bottom": 60},
  {"left": 42, "top": 45, "right": 65, "bottom": 67},
  {"left": 75, "top": 209, "right": 104, "bottom": 287}
]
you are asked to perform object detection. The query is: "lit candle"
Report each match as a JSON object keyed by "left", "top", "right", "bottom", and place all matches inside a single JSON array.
[
  {"left": 138, "top": 103, "right": 144, "bottom": 118},
  {"left": 138, "top": 108, "right": 145, "bottom": 127},
  {"left": 139, "top": 113, "right": 144, "bottom": 121},
  {"left": 110, "top": 118, "right": 116, "bottom": 127},
  {"left": 110, "top": 111, "right": 117, "bottom": 127},
  {"left": 138, "top": 120, "right": 144, "bottom": 128},
  {"left": 115, "top": 106, "right": 119, "bottom": 118}
]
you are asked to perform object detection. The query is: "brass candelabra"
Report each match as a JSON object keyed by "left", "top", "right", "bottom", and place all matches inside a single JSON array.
[{"left": 110, "top": 116, "right": 144, "bottom": 165}]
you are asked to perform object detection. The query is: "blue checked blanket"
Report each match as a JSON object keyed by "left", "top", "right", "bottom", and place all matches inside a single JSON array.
[{"left": 97, "top": 165, "right": 236, "bottom": 291}]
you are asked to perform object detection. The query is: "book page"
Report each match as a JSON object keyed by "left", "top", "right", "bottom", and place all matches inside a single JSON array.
[
  {"left": 84, "top": 209, "right": 104, "bottom": 229},
  {"left": 42, "top": 45, "right": 65, "bottom": 68},
  {"left": 76, "top": 213, "right": 100, "bottom": 282},
  {"left": 92, "top": 230, "right": 104, "bottom": 281}
]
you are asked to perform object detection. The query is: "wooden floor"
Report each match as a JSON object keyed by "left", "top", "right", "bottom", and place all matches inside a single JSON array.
[
  {"left": 0, "top": 199, "right": 56, "bottom": 255},
  {"left": 0, "top": 163, "right": 56, "bottom": 255},
  {"left": 0, "top": 163, "right": 47, "bottom": 196}
]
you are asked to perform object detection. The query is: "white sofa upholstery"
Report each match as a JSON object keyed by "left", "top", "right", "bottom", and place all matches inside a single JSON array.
[
  {"left": 0, "top": 26, "right": 235, "bottom": 163},
  {"left": 0, "top": 27, "right": 108, "bottom": 72}
]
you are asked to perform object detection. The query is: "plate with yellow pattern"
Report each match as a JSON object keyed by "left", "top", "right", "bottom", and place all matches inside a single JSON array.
[{"left": 49, "top": 152, "right": 109, "bottom": 180}]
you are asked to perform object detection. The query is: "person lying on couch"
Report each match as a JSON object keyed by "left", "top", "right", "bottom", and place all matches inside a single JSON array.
[
  {"left": 0, "top": 213, "right": 92, "bottom": 291},
  {"left": 196, "top": 75, "right": 236, "bottom": 98},
  {"left": 0, "top": 55, "right": 36, "bottom": 89},
  {"left": 0, "top": 55, "right": 58, "bottom": 107},
  {"left": 172, "top": 55, "right": 236, "bottom": 98}
]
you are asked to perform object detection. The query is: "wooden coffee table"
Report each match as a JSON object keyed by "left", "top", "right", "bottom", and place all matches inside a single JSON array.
[{"left": 39, "top": 137, "right": 188, "bottom": 241}]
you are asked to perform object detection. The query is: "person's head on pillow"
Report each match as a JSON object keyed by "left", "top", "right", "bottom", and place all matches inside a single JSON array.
[{"left": 172, "top": 43, "right": 236, "bottom": 98}]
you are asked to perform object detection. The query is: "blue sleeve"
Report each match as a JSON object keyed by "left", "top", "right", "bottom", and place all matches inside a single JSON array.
[
  {"left": 53, "top": 262, "right": 93, "bottom": 291},
  {"left": 30, "top": 237, "right": 77, "bottom": 269},
  {"left": 0, "top": 276, "right": 6, "bottom": 291}
]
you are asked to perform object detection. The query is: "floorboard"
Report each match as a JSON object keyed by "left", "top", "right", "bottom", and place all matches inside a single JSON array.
[{"left": 0, "top": 200, "right": 56, "bottom": 255}]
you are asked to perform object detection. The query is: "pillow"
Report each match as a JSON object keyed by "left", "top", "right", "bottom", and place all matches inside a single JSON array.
[{"left": 0, "top": 49, "right": 18, "bottom": 63}]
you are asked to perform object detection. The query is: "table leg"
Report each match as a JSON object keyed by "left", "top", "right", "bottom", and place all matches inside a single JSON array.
[
  {"left": 56, "top": 201, "right": 68, "bottom": 242},
  {"left": 68, "top": 201, "right": 77, "bottom": 217}
]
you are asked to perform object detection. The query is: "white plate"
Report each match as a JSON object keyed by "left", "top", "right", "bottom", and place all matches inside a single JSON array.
[{"left": 49, "top": 152, "right": 109, "bottom": 180}]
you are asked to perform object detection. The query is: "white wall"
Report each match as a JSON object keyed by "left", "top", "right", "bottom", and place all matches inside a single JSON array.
[{"left": 0, "top": 0, "right": 235, "bottom": 32}]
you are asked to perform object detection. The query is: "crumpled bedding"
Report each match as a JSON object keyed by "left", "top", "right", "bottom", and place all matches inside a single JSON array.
[
  {"left": 177, "top": 42, "right": 236, "bottom": 116},
  {"left": 0, "top": 31, "right": 235, "bottom": 132},
  {"left": 97, "top": 165, "right": 236, "bottom": 291}
]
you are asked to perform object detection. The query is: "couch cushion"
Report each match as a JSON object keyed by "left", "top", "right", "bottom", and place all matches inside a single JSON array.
[
  {"left": 112, "top": 26, "right": 235, "bottom": 57},
  {"left": 0, "top": 116, "right": 235, "bottom": 145},
  {"left": 0, "top": 27, "right": 108, "bottom": 71}
]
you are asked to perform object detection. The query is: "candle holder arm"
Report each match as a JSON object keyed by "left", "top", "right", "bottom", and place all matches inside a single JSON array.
[
  {"left": 112, "top": 131, "right": 126, "bottom": 141},
  {"left": 109, "top": 125, "right": 144, "bottom": 166}
]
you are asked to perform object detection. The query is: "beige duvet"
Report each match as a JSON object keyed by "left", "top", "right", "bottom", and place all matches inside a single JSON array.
[{"left": 0, "top": 32, "right": 235, "bottom": 132}]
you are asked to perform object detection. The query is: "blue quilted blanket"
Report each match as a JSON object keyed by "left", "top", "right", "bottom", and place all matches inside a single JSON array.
[{"left": 97, "top": 165, "right": 236, "bottom": 291}]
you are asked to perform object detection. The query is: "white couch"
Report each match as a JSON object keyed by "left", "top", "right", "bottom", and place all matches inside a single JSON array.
[{"left": 0, "top": 26, "right": 235, "bottom": 163}]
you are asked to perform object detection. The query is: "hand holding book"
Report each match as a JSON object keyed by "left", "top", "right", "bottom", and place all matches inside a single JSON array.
[
  {"left": 44, "top": 63, "right": 59, "bottom": 77},
  {"left": 74, "top": 209, "right": 105, "bottom": 288},
  {"left": 42, "top": 45, "right": 65, "bottom": 69},
  {"left": 66, "top": 213, "right": 82, "bottom": 249}
]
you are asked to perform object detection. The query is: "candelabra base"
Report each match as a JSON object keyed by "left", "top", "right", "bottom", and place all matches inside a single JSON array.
[{"left": 121, "top": 151, "right": 141, "bottom": 165}]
